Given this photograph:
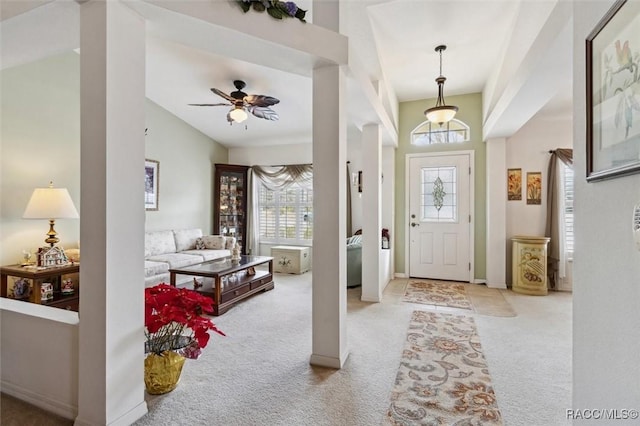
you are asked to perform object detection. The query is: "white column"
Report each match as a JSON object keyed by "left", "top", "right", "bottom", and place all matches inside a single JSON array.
[
  {"left": 486, "top": 138, "right": 507, "bottom": 289},
  {"left": 310, "top": 64, "right": 348, "bottom": 369},
  {"left": 361, "top": 124, "right": 382, "bottom": 302},
  {"left": 76, "top": 1, "right": 147, "bottom": 425}
]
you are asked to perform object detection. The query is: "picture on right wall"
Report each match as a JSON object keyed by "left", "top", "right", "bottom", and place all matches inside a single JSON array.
[{"left": 526, "top": 172, "right": 542, "bottom": 205}]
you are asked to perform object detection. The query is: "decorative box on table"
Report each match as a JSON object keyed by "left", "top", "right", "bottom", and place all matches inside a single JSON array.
[{"left": 271, "top": 246, "right": 310, "bottom": 274}]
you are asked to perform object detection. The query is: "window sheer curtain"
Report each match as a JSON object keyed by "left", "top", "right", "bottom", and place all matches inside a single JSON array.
[
  {"left": 248, "top": 164, "right": 313, "bottom": 255},
  {"left": 545, "top": 148, "right": 572, "bottom": 289}
]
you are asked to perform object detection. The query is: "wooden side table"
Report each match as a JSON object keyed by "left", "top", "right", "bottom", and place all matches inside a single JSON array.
[{"left": 0, "top": 263, "right": 80, "bottom": 311}]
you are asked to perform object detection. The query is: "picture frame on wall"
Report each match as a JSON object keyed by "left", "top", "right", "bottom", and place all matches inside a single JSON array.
[
  {"left": 507, "top": 168, "right": 522, "bottom": 200},
  {"left": 526, "top": 172, "right": 542, "bottom": 205},
  {"left": 586, "top": 0, "right": 640, "bottom": 181},
  {"left": 145, "top": 159, "right": 159, "bottom": 211}
]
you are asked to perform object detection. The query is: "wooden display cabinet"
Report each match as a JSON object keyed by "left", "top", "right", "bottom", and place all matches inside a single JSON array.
[
  {"left": 0, "top": 263, "right": 80, "bottom": 311},
  {"left": 214, "top": 164, "right": 250, "bottom": 255}
]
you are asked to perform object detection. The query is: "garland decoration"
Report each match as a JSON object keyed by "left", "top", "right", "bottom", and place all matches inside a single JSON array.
[{"left": 236, "top": 0, "right": 307, "bottom": 23}]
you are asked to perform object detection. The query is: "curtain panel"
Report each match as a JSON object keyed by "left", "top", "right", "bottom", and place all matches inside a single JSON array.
[{"left": 545, "top": 148, "right": 572, "bottom": 289}]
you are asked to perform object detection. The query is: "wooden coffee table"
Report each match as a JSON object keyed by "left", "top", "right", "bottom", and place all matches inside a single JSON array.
[{"left": 169, "top": 255, "right": 274, "bottom": 315}]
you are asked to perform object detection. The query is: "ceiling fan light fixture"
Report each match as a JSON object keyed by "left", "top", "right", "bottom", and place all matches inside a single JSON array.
[
  {"left": 229, "top": 107, "right": 248, "bottom": 123},
  {"left": 424, "top": 45, "right": 458, "bottom": 125}
]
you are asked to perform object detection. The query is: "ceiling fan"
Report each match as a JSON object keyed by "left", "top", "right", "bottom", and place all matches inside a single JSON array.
[{"left": 189, "top": 80, "right": 280, "bottom": 124}]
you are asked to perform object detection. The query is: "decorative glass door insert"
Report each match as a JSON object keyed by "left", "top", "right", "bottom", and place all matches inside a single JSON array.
[{"left": 420, "top": 166, "right": 457, "bottom": 222}]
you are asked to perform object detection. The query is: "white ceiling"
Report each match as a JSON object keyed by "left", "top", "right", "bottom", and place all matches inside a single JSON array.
[{"left": 0, "top": 0, "right": 572, "bottom": 148}]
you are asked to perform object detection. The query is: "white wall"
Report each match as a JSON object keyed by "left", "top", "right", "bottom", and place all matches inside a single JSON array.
[
  {"left": 573, "top": 0, "right": 640, "bottom": 419},
  {"left": 228, "top": 143, "right": 312, "bottom": 166},
  {"left": 0, "top": 301, "right": 79, "bottom": 418},
  {"left": 144, "top": 100, "right": 228, "bottom": 233},
  {"left": 0, "top": 52, "right": 81, "bottom": 266},
  {"left": 505, "top": 111, "right": 572, "bottom": 286}
]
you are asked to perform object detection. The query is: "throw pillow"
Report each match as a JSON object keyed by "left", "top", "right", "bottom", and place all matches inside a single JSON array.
[
  {"left": 202, "top": 235, "right": 226, "bottom": 250},
  {"left": 195, "top": 237, "right": 206, "bottom": 250},
  {"left": 225, "top": 237, "right": 237, "bottom": 250}
]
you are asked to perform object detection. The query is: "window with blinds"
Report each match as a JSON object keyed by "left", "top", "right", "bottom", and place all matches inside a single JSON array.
[
  {"left": 259, "top": 184, "right": 313, "bottom": 244},
  {"left": 564, "top": 165, "right": 574, "bottom": 255}
]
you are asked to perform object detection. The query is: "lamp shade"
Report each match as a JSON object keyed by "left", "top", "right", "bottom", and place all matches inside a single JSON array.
[
  {"left": 23, "top": 186, "right": 79, "bottom": 219},
  {"left": 229, "top": 108, "right": 248, "bottom": 123},
  {"left": 425, "top": 105, "right": 458, "bottom": 124}
]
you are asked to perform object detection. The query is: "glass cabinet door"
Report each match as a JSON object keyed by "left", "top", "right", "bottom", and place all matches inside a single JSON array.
[{"left": 214, "top": 164, "right": 249, "bottom": 254}]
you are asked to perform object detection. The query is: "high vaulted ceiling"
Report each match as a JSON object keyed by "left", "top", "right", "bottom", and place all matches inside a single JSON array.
[{"left": 0, "top": 0, "right": 573, "bottom": 147}]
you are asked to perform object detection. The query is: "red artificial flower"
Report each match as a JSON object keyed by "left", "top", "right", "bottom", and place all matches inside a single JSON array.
[{"left": 144, "top": 283, "right": 225, "bottom": 356}]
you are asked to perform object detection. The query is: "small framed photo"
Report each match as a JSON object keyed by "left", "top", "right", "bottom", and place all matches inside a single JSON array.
[
  {"left": 507, "top": 168, "right": 522, "bottom": 201},
  {"left": 526, "top": 172, "right": 542, "bottom": 205},
  {"left": 246, "top": 267, "right": 256, "bottom": 276},
  {"left": 586, "top": 0, "right": 640, "bottom": 181},
  {"left": 145, "top": 159, "right": 159, "bottom": 211}
]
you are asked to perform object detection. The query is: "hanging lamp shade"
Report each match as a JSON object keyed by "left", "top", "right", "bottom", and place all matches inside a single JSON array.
[
  {"left": 424, "top": 45, "right": 458, "bottom": 124},
  {"left": 229, "top": 107, "right": 248, "bottom": 123}
]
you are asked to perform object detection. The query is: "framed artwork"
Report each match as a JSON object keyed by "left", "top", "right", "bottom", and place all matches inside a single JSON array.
[
  {"left": 145, "top": 159, "right": 159, "bottom": 211},
  {"left": 526, "top": 172, "right": 542, "bottom": 205},
  {"left": 507, "top": 168, "right": 522, "bottom": 200},
  {"left": 586, "top": 0, "right": 640, "bottom": 181}
]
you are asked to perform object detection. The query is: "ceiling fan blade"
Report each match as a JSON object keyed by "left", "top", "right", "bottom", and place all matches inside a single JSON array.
[
  {"left": 244, "top": 94, "right": 280, "bottom": 107},
  {"left": 211, "top": 88, "right": 235, "bottom": 102},
  {"left": 249, "top": 106, "right": 279, "bottom": 121},
  {"left": 188, "top": 103, "right": 231, "bottom": 107}
]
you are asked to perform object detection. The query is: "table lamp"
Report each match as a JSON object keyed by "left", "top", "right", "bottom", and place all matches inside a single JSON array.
[{"left": 23, "top": 181, "right": 79, "bottom": 247}]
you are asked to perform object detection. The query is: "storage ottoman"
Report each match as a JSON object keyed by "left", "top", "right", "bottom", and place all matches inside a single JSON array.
[{"left": 271, "top": 246, "right": 310, "bottom": 274}]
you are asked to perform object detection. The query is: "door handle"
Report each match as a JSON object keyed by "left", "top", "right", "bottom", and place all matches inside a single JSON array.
[{"left": 411, "top": 222, "right": 420, "bottom": 227}]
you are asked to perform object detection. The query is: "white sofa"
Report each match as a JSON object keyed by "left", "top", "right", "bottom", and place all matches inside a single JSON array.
[{"left": 145, "top": 228, "right": 234, "bottom": 287}]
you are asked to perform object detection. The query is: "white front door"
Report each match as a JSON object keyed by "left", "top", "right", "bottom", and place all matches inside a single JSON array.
[{"left": 408, "top": 153, "right": 472, "bottom": 281}]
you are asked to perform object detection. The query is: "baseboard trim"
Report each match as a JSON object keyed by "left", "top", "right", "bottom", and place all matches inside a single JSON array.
[
  {"left": 74, "top": 401, "right": 148, "bottom": 426},
  {"left": 1, "top": 380, "right": 76, "bottom": 420},
  {"left": 473, "top": 279, "right": 487, "bottom": 284},
  {"left": 394, "top": 273, "right": 408, "bottom": 278},
  {"left": 486, "top": 282, "right": 507, "bottom": 289},
  {"left": 309, "top": 350, "right": 349, "bottom": 369}
]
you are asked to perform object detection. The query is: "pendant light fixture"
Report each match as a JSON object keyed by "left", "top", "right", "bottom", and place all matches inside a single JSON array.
[{"left": 424, "top": 45, "right": 458, "bottom": 124}]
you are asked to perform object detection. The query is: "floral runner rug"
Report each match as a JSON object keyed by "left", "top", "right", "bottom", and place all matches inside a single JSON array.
[
  {"left": 403, "top": 280, "right": 472, "bottom": 310},
  {"left": 384, "top": 311, "right": 504, "bottom": 425}
]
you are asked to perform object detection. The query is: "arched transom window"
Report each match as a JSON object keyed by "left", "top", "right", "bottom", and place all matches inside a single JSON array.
[{"left": 411, "top": 119, "right": 470, "bottom": 146}]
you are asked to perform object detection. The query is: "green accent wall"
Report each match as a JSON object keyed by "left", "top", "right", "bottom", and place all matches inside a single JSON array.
[{"left": 395, "top": 93, "right": 486, "bottom": 280}]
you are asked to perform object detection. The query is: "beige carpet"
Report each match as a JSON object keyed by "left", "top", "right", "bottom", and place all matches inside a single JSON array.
[
  {"left": 403, "top": 280, "right": 516, "bottom": 317},
  {"left": 2, "top": 275, "right": 571, "bottom": 426},
  {"left": 384, "top": 311, "right": 503, "bottom": 425}
]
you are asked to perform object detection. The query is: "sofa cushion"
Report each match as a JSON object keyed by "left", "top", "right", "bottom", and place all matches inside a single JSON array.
[
  {"left": 347, "top": 235, "right": 363, "bottom": 245},
  {"left": 174, "top": 228, "right": 203, "bottom": 252},
  {"left": 145, "top": 230, "right": 177, "bottom": 257},
  {"left": 145, "top": 260, "right": 170, "bottom": 278},
  {"left": 181, "top": 249, "right": 231, "bottom": 261},
  {"left": 146, "top": 253, "right": 204, "bottom": 269},
  {"left": 202, "top": 235, "right": 226, "bottom": 250}
]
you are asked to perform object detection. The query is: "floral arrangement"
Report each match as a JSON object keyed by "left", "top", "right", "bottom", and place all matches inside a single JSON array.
[
  {"left": 236, "top": 0, "right": 307, "bottom": 23},
  {"left": 145, "top": 284, "right": 225, "bottom": 359}
]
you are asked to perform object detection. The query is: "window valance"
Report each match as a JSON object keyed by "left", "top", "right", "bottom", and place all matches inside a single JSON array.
[{"left": 251, "top": 164, "right": 313, "bottom": 190}]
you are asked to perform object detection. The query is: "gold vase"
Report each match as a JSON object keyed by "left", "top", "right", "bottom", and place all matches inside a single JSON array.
[{"left": 144, "top": 351, "right": 186, "bottom": 395}]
